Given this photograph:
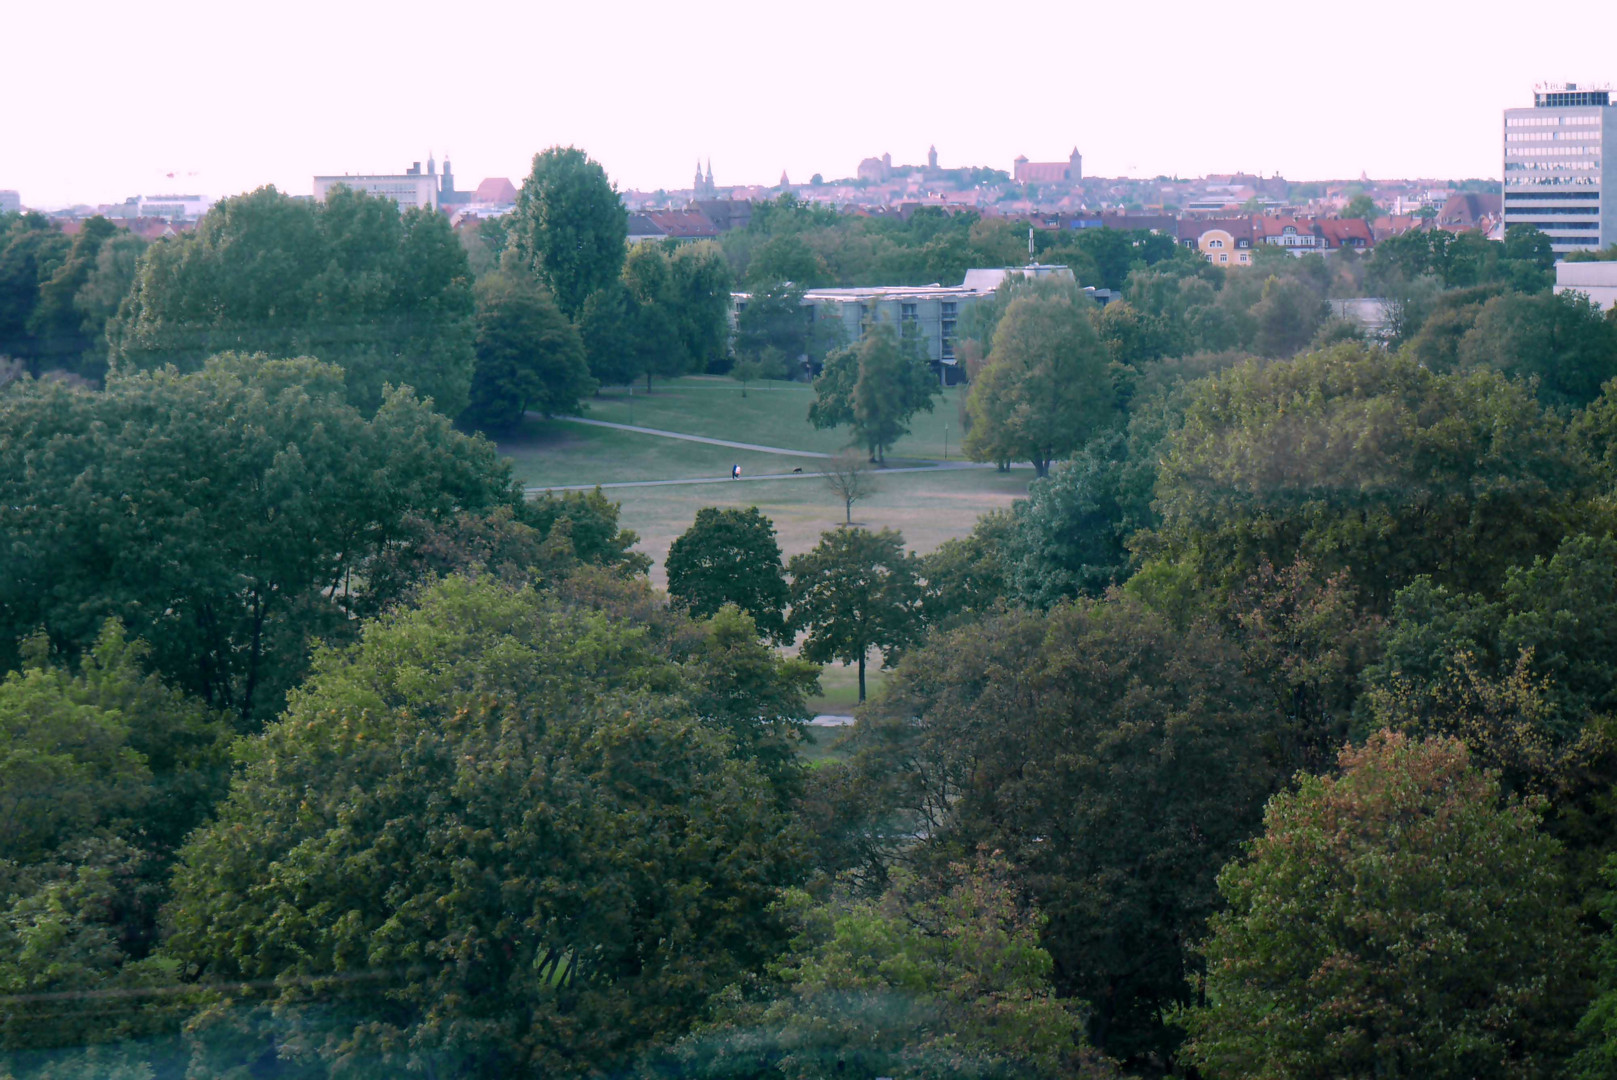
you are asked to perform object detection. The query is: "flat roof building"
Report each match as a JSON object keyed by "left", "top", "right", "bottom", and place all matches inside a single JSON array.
[
  {"left": 0, "top": 191, "right": 19, "bottom": 214},
  {"left": 314, "top": 158, "right": 441, "bottom": 212},
  {"left": 1503, "top": 82, "right": 1616, "bottom": 257},
  {"left": 731, "top": 264, "right": 1110, "bottom": 384},
  {"left": 1555, "top": 260, "right": 1617, "bottom": 310}
]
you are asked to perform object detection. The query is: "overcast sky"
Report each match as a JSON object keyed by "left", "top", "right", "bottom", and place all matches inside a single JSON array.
[{"left": 7, "top": 0, "right": 1617, "bottom": 208}]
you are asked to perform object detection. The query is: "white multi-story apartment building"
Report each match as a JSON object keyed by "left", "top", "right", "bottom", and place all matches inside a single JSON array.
[{"left": 1504, "top": 83, "right": 1616, "bottom": 257}]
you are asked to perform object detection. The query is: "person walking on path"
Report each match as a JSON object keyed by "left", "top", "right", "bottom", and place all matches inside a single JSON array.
[{"left": 731, "top": 464, "right": 741, "bottom": 479}]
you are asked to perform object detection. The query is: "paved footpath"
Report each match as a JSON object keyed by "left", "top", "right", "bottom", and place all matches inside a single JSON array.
[
  {"left": 525, "top": 413, "right": 1008, "bottom": 493},
  {"left": 528, "top": 460, "right": 995, "bottom": 494},
  {"left": 548, "top": 416, "right": 835, "bottom": 459}
]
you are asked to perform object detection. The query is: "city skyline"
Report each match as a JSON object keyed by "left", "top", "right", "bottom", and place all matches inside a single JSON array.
[{"left": 7, "top": 0, "right": 1617, "bottom": 208}]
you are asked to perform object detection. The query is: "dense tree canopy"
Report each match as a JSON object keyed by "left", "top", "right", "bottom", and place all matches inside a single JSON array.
[
  {"left": 964, "top": 291, "right": 1117, "bottom": 476},
  {"left": 788, "top": 527, "right": 921, "bottom": 701},
  {"left": 166, "top": 576, "right": 805, "bottom": 1079},
  {"left": 1179, "top": 732, "right": 1583, "bottom": 1080},
  {"left": 661, "top": 857, "right": 1110, "bottom": 1080},
  {"left": 0, "top": 354, "right": 564, "bottom": 724},
  {"left": 1153, "top": 344, "right": 1596, "bottom": 611},
  {"left": 110, "top": 186, "right": 476, "bottom": 416},
  {"left": 843, "top": 597, "right": 1282, "bottom": 1062}
]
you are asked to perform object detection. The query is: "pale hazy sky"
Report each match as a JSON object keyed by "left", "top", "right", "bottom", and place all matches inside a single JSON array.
[{"left": 6, "top": 0, "right": 1617, "bottom": 208}]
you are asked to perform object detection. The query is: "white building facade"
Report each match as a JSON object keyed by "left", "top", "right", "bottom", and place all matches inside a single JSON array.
[
  {"left": 1503, "top": 83, "right": 1617, "bottom": 257},
  {"left": 1555, "top": 261, "right": 1617, "bottom": 310},
  {"left": 313, "top": 160, "right": 440, "bottom": 212}
]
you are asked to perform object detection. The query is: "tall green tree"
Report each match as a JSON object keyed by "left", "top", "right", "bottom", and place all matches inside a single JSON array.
[
  {"left": 623, "top": 241, "right": 692, "bottom": 387},
  {"left": 669, "top": 240, "right": 734, "bottom": 373},
  {"left": 166, "top": 575, "right": 801, "bottom": 1078},
  {"left": 788, "top": 527, "right": 921, "bottom": 701},
  {"left": 1153, "top": 344, "right": 1596, "bottom": 612},
  {"left": 462, "top": 271, "right": 594, "bottom": 430},
  {"left": 0, "top": 354, "right": 537, "bottom": 725},
  {"left": 1458, "top": 289, "right": 1617, "bottom": 410},
  {"left": 506, "top": 146, "right": 628, "bottom": 319},
  {"left": 0, "top": 212, "right": 71, "bottom": 370},
  {"left": 965, "top": 292, "right": 1116, "bottom": 476},
  {"left": 109, "top": 186, "right": 476, "bottom": 416},
  {"left": 810, "top": 325, "right": 939, "bottom": 463},
  {"left": 666, "top": 506, "right": 792, "bottom": 643},
  {"left": 1179, "top": 731, "right": 1584, "bottom": 1080},
  {"left": 847, "top": 597, "right": 1282, "bottom": 1062},
  {"left": 1250, "top": 273, "right": 1327, "bottom": 358}
]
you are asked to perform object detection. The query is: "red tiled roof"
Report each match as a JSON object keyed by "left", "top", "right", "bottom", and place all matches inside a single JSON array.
[{"left": 473, "top": 178, "right": 518, "bottom": 204}]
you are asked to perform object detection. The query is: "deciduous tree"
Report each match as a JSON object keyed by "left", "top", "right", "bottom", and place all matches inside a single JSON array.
[
  {"left": 1178, "top": 732, "right": 1583, "bottom": 1080},
  {"left": 462, "top": 271, "right": 594, "bottom": 430},
  {"left": 166, "top": 576, "right": 802, "bottom": 1078},
  {"left": 788, "top": 528, "right": 921, "bottom": 701},
  {"left": 506, "top": 146, "right": 627, "bottom": 319},
  {"left": 666, "top": 506, "right": 792, "bottom": 643},
  {"left": 810, "top": 325, "right": 939, "bottom": 464},
  {"left": 964, "top": 292, "right": 1115, "bottom": 476},
  {"left": 110, "top": 186, "right": 476, "bottom": 416}
]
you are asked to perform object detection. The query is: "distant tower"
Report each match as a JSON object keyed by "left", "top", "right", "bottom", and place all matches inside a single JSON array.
[
  {"left": 694, "top": 160, "right": 705, "bottom": 193},
  {"left": 1067, "top": 147, "right": 1082, "bottom": 183},
  {"left": 428, "top": 152, "right": 437, "bottom": 177},
  {"left": 442, "top": 156, "right": 455, "bottom": 195},
  {"left": 928, "top": 144, "right": 938, "bottom": 170},
  {"left": 779, "top": 169, "right": 791, "bottom": 188}
]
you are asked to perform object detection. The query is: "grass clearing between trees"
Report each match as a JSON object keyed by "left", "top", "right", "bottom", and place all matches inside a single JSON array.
[
  {"left": 582, "top": 375, "right": 972, "bottom": 460},
  {"left": 499, "top": 374, "right": 1027, "bottom": 733}
]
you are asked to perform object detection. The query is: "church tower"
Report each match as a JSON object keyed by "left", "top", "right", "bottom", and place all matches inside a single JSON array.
[{"left": 928, "top": 144, "right": 938, "bottom": 170}]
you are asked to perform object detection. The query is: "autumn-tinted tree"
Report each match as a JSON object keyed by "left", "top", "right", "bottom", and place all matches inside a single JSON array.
[
  {"left": 847, "top": 596, "right": 1282, "bottom": 1061},
  {"left": 506, "top": 146, "right": 628, "bottom": 319},
  {"left": 166, "top": 576, "right": 802, "bottom": 1079},
  {"left": 1153, "top": 344, "right": 1596, "bottom": 612},
  {"left": 462, "top": 271, "right": 594, "bottom": 429},
  {"left": 0, "top": 354, "right": 537, "bottom": 724},
  {"left": 788, "top": 528, "right": 922, "bottom": 701},
  {"left": 1179, "top": 732, "right": 1584, "bottom": 1080},
  {"left": 810, "top": 325, "right": 939, "bottom": 463},
  {"left": 110, "top": 185, "right": 476, "bottom": 416},
  {"left": 964, "top": 292, "right": 1115, "bottom": 476},
  {"left": 657, "top": 856, "right": 1111, "bottom": 1080},
  {"left": 666, "top": 506, "right": 791, "bottom": 642}
]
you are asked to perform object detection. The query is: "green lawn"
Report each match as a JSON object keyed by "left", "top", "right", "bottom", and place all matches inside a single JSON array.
[
  {"left": 610, "top": 466, "right": 1031, "bottom": 587},
  {"left": 585, "top": 375, "right": 973, "bottom": 461},
  {"left": 497, "top": 375, "right": 1030, "bottom": 730},
  {"left": 501, "top": 415, "right": 816, "bottom": 489}
]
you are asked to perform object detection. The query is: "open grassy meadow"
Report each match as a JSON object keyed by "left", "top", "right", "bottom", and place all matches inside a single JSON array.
[
  {"left": 501, "top": 375, "right": 1033, "bottom": 581},
  {"left": 573, "top": 375, "right": 973, "bottom": 460},
  {"left": 499, "top": 375, "right": 1032, "bottom": 719}
]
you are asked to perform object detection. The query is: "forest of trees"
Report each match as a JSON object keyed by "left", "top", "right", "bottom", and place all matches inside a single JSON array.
[{"left": 7, "top": 146, "right": 1617, "bottom": 1079}]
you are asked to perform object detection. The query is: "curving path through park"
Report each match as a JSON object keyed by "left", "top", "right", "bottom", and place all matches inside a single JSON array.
[{"left": 524, "top": 414, "right": 1001, "bottom": 493}]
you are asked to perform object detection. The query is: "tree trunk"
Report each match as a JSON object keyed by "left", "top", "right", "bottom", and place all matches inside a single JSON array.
[
  {"left": 845, "top": 497, "right": 852, "bottom": 525},
  {"left": 857, "top": 652, "right": 867, "bottom": 702},
  {"left": 645, "top": 371, "right": 653, "bottom": 392}
]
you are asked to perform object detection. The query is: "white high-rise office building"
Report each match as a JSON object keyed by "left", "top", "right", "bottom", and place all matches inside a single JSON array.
[{"left": 1504, "top": 83, "right": 1616, "bottom": 258}]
